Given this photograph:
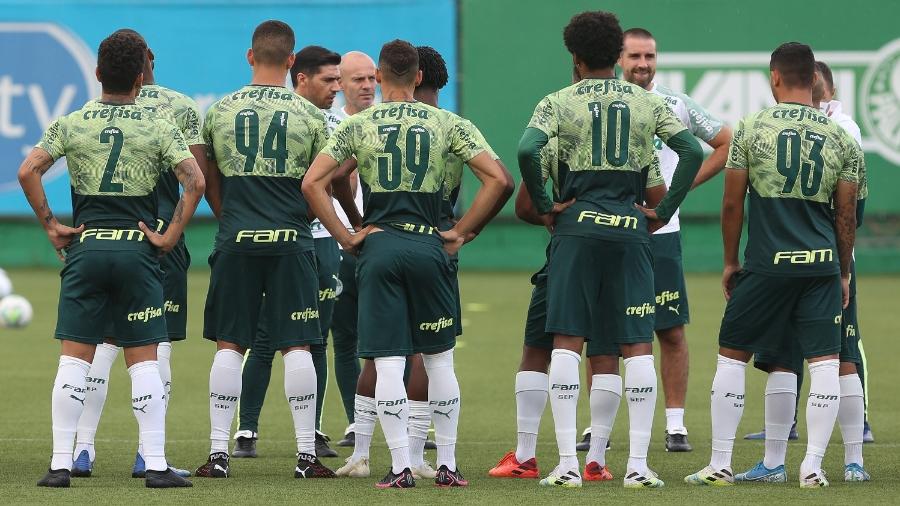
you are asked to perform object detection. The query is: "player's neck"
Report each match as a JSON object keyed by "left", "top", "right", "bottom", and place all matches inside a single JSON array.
[
  {"left": 99, "top": 90, "right": 138, "bottom": 105},
  {"left": 380, "top": 85, "right": 415, "bottom": 103},
  {"left": 777, "top": 88, "right": 813, "bottom": 107},
  {"left": 579, "top": 67, "right": 616, "bottom": 80},
  {"left": 251, "top": 66, "right": 289, "bottom": 87},
  {"left": 413, "top": 88, "right": 438, "bottom": 108}
]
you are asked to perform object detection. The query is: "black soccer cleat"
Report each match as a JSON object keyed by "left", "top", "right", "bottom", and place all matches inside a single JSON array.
[
  {"left": 425, "top": 440, "right": 437, "bottom": 450},
  {"left": 232, "top": 436, "right": 257, "bottom": 458},
  {"left": 315, "top": 431, "right": 338, "bottom": 458},
  {"left": 376, "top": 467, "right": 415, "bottom": 488},
  {"left": 37, "top": 468, "right": 71, "bottom": 488},
  {"left": 337, "top": 431, "right": 355, "bottom": 447},
  {"left": 665, "top": 431, "right": 693, "bottom": 452},
  {"left": 195, "top": 452, "right": 230, "bottom": 478},
  {"left": 435, "top": 465, "right": 469, "bottom": 487},
  {"left": 145, "top": 468, "right": 193, "bottom": 488},
  {"left": 294, "top": 452, "right": 336, "bottom": 478},
  {"left": 576, "top": 430, "right": 590, "bottom": 452}
]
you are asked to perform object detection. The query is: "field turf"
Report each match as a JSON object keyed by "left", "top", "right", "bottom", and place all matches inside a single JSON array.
[{"left": 0, "top": 268, "right": 897, "bottom": 504}]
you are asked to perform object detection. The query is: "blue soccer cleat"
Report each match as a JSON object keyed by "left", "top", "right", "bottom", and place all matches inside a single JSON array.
[
  {"left": 132, "top": 453, "right": 192, "bottom": 478},
  {"left": 735, "top": 461, "right": 787, "bottom": 482},
  {"left": 71, "top": 449, "right": 93, "bottom": 477},
  {"left": 863, "top": 422, "right": 874, "bottom": 443},
  {"left": 844, "top": 463, "right": 871, "bottom": 482},
  {"left": 744, "top": 423, "right": 799, "bottom": 441}
]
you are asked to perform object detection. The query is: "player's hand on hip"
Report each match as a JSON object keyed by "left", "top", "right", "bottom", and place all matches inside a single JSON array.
[
  {"left": 343, "top": 225, "right": 375, "bottom": 256},
  {"left": 540, "top": 199, "right": 575, "bottom": 233},
  {"left": 841, "top": 275, "right": 850, "bottom": 309},
  {"left": 722, "top": 263, "right": 741, "bottom": 300},
  {"left": 439, "top": 229, "right": 465, "bottom": 256},
  {"left": 635, "top": 204, "right": 664, "bottom": 234},
  {"left": 138, "top": 221, "right": 175, "bottom": 254},
  {"left": 47, "top": 222, "right": 84, "bottom": 261}
]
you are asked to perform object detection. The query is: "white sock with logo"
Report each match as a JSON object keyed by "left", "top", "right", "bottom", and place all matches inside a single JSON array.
[
  {"left": 351, "top": 395, "right": 376, "bottom": 461},
  {"left": 157, "top": 342, "right": 172, "bottom": 408},
  {"left": 514, "top": 371, "right": 548, "bottom": 463},
  {"left": 51, "top": 356, "right": 91, "bottom": 471},
  {"left": 284, "top": 349, "right": 317, "bottom": 456},
  {"left": 763, "top": 371, "right": 796, "bottom": 469},
  {"left": 548, "top": 349, "right": 581, "bottom": 472},
  {"left": 587, "top": 374, "right": 621, "bottom": 467},
  {"left": 838, "top": 373, "right": 865, "bottom": 466},
  {"left": 710, "top": 354, "right": 746, "bottom": 470},
  {"left": 374, "top": 356, "right": 411, "bottom": 474},
  {"left": 665, "top": 408, "right": 686, "bottom": 434},
  {"left": 74, "top": 343, "right": 119, "bottom": 463},
  {"left": 624, "top": 355, "right": 657, "bottom": 473},
  {"left": 801, "top": 359, "right": 840, "bottom": 477},
  {"left": 128, "top": 361, "right": 167, "bottom": 472},
  {"left": 423, "top": 349, "right": 461, "bottom": 472},
  {"left": 407, "top": 400, "right": 430, "bottom": 468},
  {"left": 208, "top": 349, "right": 243, "bottom": 454}
]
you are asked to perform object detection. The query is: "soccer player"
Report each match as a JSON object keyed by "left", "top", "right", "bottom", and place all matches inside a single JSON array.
[
  {"left": 683, "top": 42, "right": 860, "bottom": 488},
  {"left": 303, "top": 39, "right": 510, "bottom": 488},
  {"left": 608, "top": 27, "right": 732, "bottom": 452},
  {"left": 20, "top": 30, "right": 204, "bottom": 488},
  {"left": 233, "top": 45, "right": 343, "bottom": 460},
  {"left": 195, "top": 20, "right": 334, "bottom": 479},
  {"left": 734, "top": 61, "right": 871, "bottom": 484},
  {"left": 518, "top": 11, "right": 703, "bottom": 488},
  {"left": 70, "top": 29, "right": 205, "bottom": 479}
]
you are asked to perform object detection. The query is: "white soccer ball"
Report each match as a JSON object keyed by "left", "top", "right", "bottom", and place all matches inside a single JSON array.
[
  {"left": 0, "top": 294, "right": 33, "bottom": 329},
  {"left": 0, "top": 269, "right": 12, "bottom": 298}
]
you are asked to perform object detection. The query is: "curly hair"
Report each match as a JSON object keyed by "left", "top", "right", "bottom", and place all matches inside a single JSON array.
[
  {"left": 563, "top": 11, "right": 623, "bottom": 71},
  {"left": 97, "top": 31, "right": 147, "bottom": 94},
  {"left": 379, "top": 39, "right": 419, "bottom": 84},
  {"left": 416, "top": 46, "right": 448, "bottom": 91}
]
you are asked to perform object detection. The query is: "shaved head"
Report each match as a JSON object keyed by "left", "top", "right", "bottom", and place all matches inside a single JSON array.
[{"left": 340, "top": 50, "right": 377, "bottom": 113}]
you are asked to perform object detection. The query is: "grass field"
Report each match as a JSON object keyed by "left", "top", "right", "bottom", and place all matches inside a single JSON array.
[{"left": 0, "top": 268, "right": 897, "bottom": 504}]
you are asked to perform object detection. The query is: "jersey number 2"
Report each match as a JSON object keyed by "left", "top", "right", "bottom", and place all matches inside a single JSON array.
[
  {"left": 588, "top": 101, "right": 630, "bottom": 167},
  {"left": 377, "top": 124, "right": 430, "bottom": 190},
  {"left": 776, "top": 129, "right": 826, "bottom": 196},
  {"left": 235, "top": 109, "right": 288, "bottom": 173},
  {"left": 99, "top": 127, "right": 124, "bottom": 192}
]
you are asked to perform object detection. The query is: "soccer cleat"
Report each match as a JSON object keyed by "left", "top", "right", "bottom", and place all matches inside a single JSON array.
[
  {"left": 844, "top": 463, "right": 870, "bottom": 482},
  {"left": 576, "top": 428, "right": 591, "bottom": 451},
  {"left": 625, "top": 468, "right": 665, "bottom": 488},
  {"left": 435, "top": 465, "right": 469, "bottom": 487},
  {"left": 488, "top": 451, "right": 539, "bottom": 479},
  {"left": 800, "top": 470, "right": 829, "bottom": 488},
  {"left": 375, "top": 467, "right": 415, "bottom": 488},
  {"left": 411, "top": 461, "right": 437, "bottom": 479},
  {"left": 734, "top": 461, "right": 787, "bottom": 482},
  {"left": 539, "top": 466, "right": 582, "bottom": 488},
  {"left": 744, "top": 423, "right": 799, "bottom": 440},
  {"left": 232, "top": 432, "right": 258, "bottom": 458},
  {"left": 863, "top": 421, "right": 874, "bottom": 443},
  {"left": 665, "top": 431, "right": 693, "bottom": 452},
  {"left": 37, "top": 468, "right": 71, "bottom": 488},
  {"left": 337, "top": 430, "right": 355, "bottom": 447},
  {"left": 71, "top": 449, "right": 92, "bottom": 477},
  {"left": 425, "top": 440, "right": 437, "bottom": 450},
  {"left": 145, "top": 468, "right": 193, "bottom": 488},
  {"left": 294, "top": 452, "right": 336, "bottom": 478},
  {"left": 336, "top": 456, "right": 370, "bottom": 477},
  {"left": 132, "top": 453, "right": 192, "bottom": 479},
  {"left": 583, "top": 461, "right": 613, "bottom": 481},
  {"left": 684, "top": 466, "right": 733, "bottom": 486},
  {"left": 195, "top": 452, "right": 230, "bottom": 478},
  {"left": 315, "top": 431, "right": 338, "bottom": 458}
]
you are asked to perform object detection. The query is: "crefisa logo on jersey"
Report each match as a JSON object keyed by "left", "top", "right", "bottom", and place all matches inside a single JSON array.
[{"left": 0, "top": 23, "right": 98, "bottom": 192}]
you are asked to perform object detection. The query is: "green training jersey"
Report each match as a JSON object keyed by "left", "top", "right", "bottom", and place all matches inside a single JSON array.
[
  {"left": 37, "top": 101, "right": 192, "bottom": 251},
  {"left": 727, "top": 102, "right": 862, "bottom": 277},
  {"left": 527, "top": 78, "right": 685, "bottom": 243},
  {"left": 440, "top": 119, "right": 498, "bottom": 228},
  {"left": 204, "top": 85, "right": 328, "bottom": 255},
  {"left": 321, "top": 101, "right": 486, "bottom": 242}
]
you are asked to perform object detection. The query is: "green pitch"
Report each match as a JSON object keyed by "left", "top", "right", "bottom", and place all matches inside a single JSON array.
[{"left": 1, "top": 269, "right": 897, "bottom": 504}]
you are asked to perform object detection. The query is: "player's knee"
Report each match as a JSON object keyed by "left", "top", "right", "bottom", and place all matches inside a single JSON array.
[
  {"left": 588, "top": 354, "right": 619, "bottom": 374},
  {"left": 519, "top": 345, "right": 551, "bottom": 372},
  {"left": 656, "top": 325, "right": 686, "bottom": 346}
]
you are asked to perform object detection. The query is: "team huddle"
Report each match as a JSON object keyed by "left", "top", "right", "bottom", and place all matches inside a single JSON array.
[{"left": 18, "top": 9, "right": 871, "bottom": 491}]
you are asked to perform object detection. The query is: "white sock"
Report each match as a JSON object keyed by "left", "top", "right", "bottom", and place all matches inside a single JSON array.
[
  {"left": 514, "top": 371, "right": 548, "bottom": 463},
  {"left": 351, "top": 394, "right": 376, "bottom": 461},
  {"left": 51, "top": 356, "right": 91, "bottom": 470},
  {"left": 284, "top": 350, "right": 317, "bottom": 456},
  {"left": 665, "top": 408, "right": 686, "bottom": 433},
  {"left": 624, "top": 355, "right": 657, "bottom": 473},
  {"left": 548, "top": 349, "right": 581, "bottom": 472},
  {"left": 128, "top": 361, "right": 167, "bottom": 472},
  {"left": 587, "top": 374, "right": 621, "bottom": 467},
  {"left": 208, "top": 349, "right": 243, "bottom": 454},
  {"left": 375, "top": 357, "right": 411, "bottom": 473},
  {"left": 763, "top": 371, "right": 796, "bottom": 469},
  {"left": 157, "top": 342, "right": 172, "bottom": 408},
  {"left": 709, "top": 354, "right": 746, "bottom": 470},
  {"left": 423, "top": 349, "right": 461, "bottom": 472},
  {"left": 801, "top": 359, "right": 840, "bottom": 476},
  {"left": 408, "top": 400, "right": 430, "bottom": 468},
  {"left": 838, "top": 373, "right": 865, "bottom": 466},
  {"left": 74, "top": 343, "right": 118, "bottom": 462}
]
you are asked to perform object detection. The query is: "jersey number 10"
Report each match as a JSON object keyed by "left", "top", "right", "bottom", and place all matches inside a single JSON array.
[{"left": 588, "top": 101, "right": 631, "bottom": 167}]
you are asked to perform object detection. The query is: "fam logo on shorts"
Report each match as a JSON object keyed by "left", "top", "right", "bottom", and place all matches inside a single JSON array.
[
  {"left": 0, "top": 23, "right": 98, "bottom": 192},
  {"left": 291, "top": 308, "right": 319, "bottom": 322}
]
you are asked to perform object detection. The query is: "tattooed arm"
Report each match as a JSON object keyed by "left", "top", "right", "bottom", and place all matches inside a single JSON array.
[
  {"left": 834, "top": 179, "right": 857, "bottom": 309},
  {"left": 17, "top": 148, "right": 84, "bottom": 261},
  {"left": 139, "top": 157, "right": 205, "bottom": 253}
]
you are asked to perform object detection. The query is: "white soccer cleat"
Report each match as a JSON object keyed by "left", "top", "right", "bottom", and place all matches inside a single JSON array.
[
  {"left": 335, "top": 456, "right": 369, "bottom": 478},
  {"left": 625, "top": 468, "right": 665, "bottom": 488},
  {"left": 800, "top": 469, "right": 829, "bottom": 488},
  {"left": 539, "top": 466, "right": 582, "bottom": 488},
  {"left": 411, "top": 461, "right": 437, "bottom": 479}
]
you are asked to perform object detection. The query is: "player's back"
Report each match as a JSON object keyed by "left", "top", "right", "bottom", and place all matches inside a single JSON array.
[
  {"left": 440, "top": 118, "right": 497, "bottom": 228},
  {"left": 204, "top": 85, "right": 329, "bottom": 255},
  {"left": 730, "top": 102, "right": 861, "bottom": 276}
]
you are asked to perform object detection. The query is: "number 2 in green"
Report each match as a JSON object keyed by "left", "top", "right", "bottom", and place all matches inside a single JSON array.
[{"left": 98, "top": 127, "right": 124, "bottom": 192}]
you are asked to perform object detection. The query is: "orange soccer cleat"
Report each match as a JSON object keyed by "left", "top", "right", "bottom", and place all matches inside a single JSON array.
[
  {"left": 583, "top": 461, "right": 614, "bottom": 481},
  {"left": 488, "top": 451, "right": 539, "bottom": 479}
]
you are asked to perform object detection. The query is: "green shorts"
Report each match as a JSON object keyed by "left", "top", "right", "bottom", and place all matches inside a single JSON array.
[
  {"left": 331, "top": 252, "right": 358, "bottom": 345},
  {"left": 356, "top": 230, "right": 456, "bottom": 358},
  {"left": 159, "top": 239, "right": 189, "bottom": 341},
  {"left": 56, "top": 248, "right": 168, "bottom": 348},
  {"left": 450, "top": 255, "right": 462, "bottom": 336},
  {"left": 720, "top": 271, "right": 842, "bottom": 359},
  {"left": 203, "top": 250, "right": 322, "bottom": 349},
  {"left": 651, "top": 231, "right": 690, "bottom": 330},
  {"left": 546, "top": 235, "right": 655, "bottom": 348},
  {"left": 314, "top": 237, "right": 341, "bottom": 341}
]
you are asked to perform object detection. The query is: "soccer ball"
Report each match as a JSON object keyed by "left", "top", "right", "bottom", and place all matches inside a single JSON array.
[{"left": 0, "top": 294, "right": 33, "bottom": 328}]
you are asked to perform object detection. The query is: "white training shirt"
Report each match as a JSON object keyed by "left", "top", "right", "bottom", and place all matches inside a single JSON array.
[
  {"left": 820, "top": 100, "right": 863, "bottom": 147},
  {"left": 310, "top": 106, "right": 365, "bottom": 240}
]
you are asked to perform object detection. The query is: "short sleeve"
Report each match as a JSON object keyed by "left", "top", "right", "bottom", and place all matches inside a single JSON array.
[
  {"left": 856, "top": 148, "right": 868, "bottom": 200},
  {"left": 652, "top": 95, "right": 687, "bottom": 143},
  {"left": 180, "top": 98, "right": 203, "bottom": 146},
  {"left": 526, "top": 95, "right": 558, "bottom": 138},
  {"left": 159, "top": 121, "right": 194, "bottom": 170},
  {"left": 839, "top": 138, "right": 861, "bottom": 185},
  {"left": 319, "top": 117, "right": 355, "bottom": 164},
  {"left": 202, "top": 107, "right": 216, "bottom": 162},
  {"left": 36, "top": 118, "right": 66, "bottom": 160},
  {"left": 725, "top": 117, "right": 749, "bottom": 170},
  {"left": 310, "top": 112, "right": 330, "bottom": 157},
  {"left": 645, "top": 152, "right": 664, "bottom": 188},
  {"left": 460, "top": 119, "right": 497, "bottom": 160},
  {"left": 448, "top": 117, "right": 487, "bottom": 162},
  {"left": 679, "top": 92, "right": 724, "bottom": 142}
]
